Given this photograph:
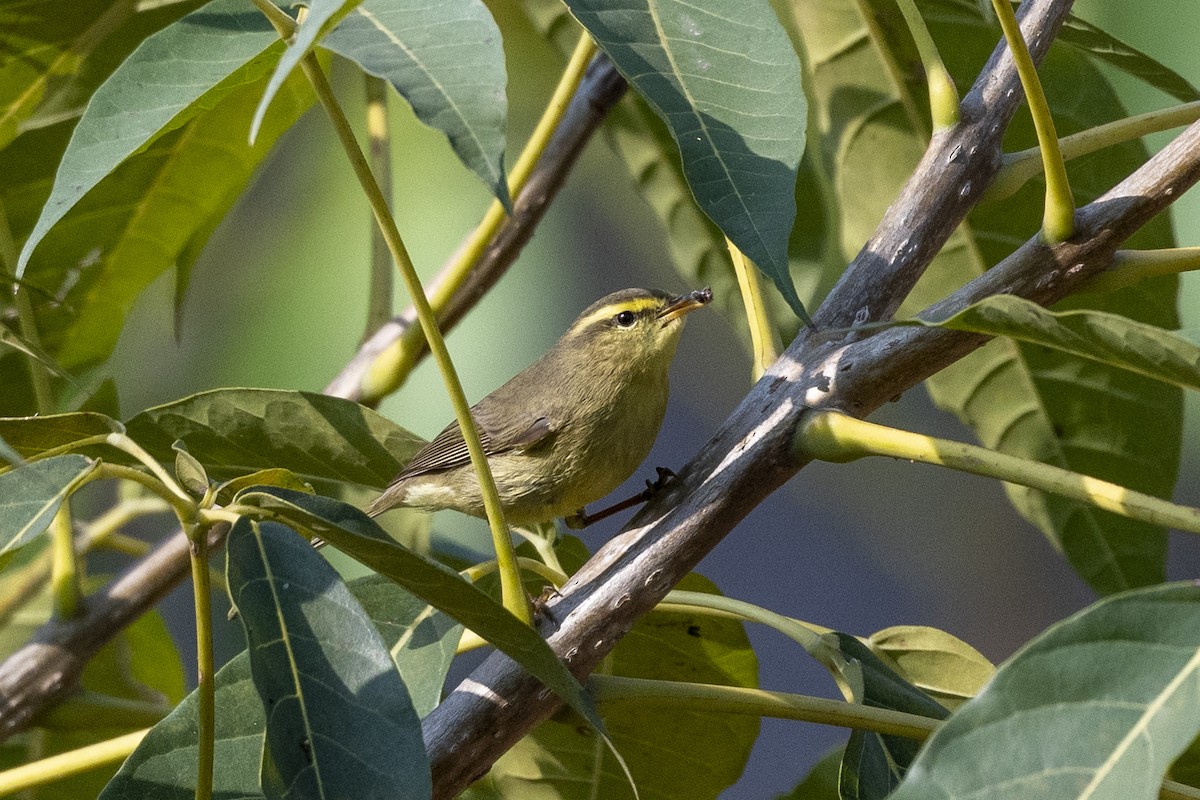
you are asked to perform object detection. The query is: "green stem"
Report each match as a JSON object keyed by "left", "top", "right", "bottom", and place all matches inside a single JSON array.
[
  {"left": 39, "top": 691, "right": 170, "bottom": 730},
  {"left": 187, "top": 521, "right": 214, "bottom": 800},
  {"left": 893, "top": 0, "right": 960, "bottom": 130},
  {"left": 589, "top": 675, "right": 937, "bottom": 739},
  {"left": 798, "top": 410, "right": 1200, "bottom": 534},
  {"left": 991, "top": 0, "right": 1073, "bottom": 242},
  {"left": 1087, "top": 247, "right": 1200, "bottom": 294},
  {"left": 726, "top": 239, "right": 779, "bottom": 381},
  {"left": 50, "top": 506, "right": 82, "bottom": 619},
  {"left": 97, "top": 464, "right": 195, "bottom": 519},
  {"left": 364, "top": 74, "right": 393, "bottom": 340},
  {"left": 104, "top": 433, "right": 193, "bottom": 507},
  {"left": 250, "top": 0, "right": 531, "bottom": 624},
  {"left": 360, "top": 32, "right": 599, "bottom": 401},
  {"left": 0, "top": 729, "right": 149, "bottom": 796},
  {"left": 987, "top": 100, "right": 1200, "bottom": 203}
]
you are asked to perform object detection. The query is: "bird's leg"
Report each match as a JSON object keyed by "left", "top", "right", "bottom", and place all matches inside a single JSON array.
[{"left": 564, "top": 467, "right": 677, "bottom": 529}]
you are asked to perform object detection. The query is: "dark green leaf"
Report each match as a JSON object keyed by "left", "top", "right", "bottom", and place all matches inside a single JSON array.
[
  {"left": 323, "top": 0, "right": 510, "bottom": 206},
  {"left": 0, "top": 454, "right": 96, "bottom": 563},
  {"left": 124, "top": 388, "right": 424, "bottom": 489},
  {"left": 251, "top": 0, "right": 358, "bottom": 141},
  {"left": 831, "top": 634, "right": 948, "bottom": 800},
  {"left": 226, "top": 518, "right": 429, "bottom": 800},
  {"left": 561, "top": 0, "right": 811, "bottom": 324},
  {"left": 102, "top": 576, "right": 460, "bottom": 799},
  {"left": 472, "top": 573, "right": 759, "bottom": 799},
  {"left": 0, "top": 412, "right": 122, "bottom": 465},
  {"left": 235, "top": 487, "right": 604, "bottom": 736},
  {"left": 1057, "top": 13, "right": 1200, "bottom": 101},
  {"left": 891, "top": 583, "right": 1200, "bottom": 799}
]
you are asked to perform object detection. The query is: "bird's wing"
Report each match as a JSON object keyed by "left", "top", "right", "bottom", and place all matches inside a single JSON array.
[{"left": 392, "top": 411, "right": 556, "bottom": 481}]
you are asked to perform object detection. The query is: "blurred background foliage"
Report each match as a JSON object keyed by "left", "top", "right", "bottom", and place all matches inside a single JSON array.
[{"left": 14, "top": 0, "right": 1200, "bottom": 795}]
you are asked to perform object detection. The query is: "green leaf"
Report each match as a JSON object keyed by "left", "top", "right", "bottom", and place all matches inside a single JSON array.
[
  {"left": 226, "top": 517, "right": 430, "bottom": 800},
  {"left": 775, "top": 747, "right": 843, "bottom": 800},
  {"left": 891, "top": 582, "right": 1200, "bottom": 799},
  {"left": 124, "top": 388, "right": 424, "bottom": 489},
  {"left": 0, "top": 454, "right": 96, "bottom": 563},
  {"left": 470, "top": 573, "right": 759, "bottom": 799},
  {"left": 0, "top": 0, "right": 205, "bottom": 151},
  {"left": 868, "top": 626, "right": 994, "bottom": 711},
  {"left": 831, "top": 634, "right": 948, "bottom": 800},
  {"left": 0, "top": 411, "right": 121, "bottom": 465},
  {"left": 16, "top": 0, "right": 315, "bottom": 369},
  {"left": 323, "top": 0, "right": 510, "bottom": 206},
  {"left": 911, "top": 295, "right": 1200, "bottom": 392},
  {"left": 101, "top": 576, "right": 460, "bottom": 799},
  {"left": 251, "top": 0, "right": 358, "bottom": 141},
  {"left": 216, "top": 468, "right": 315, "bottom": 504},
  {"left": 171, "top": 440, "right": 209, "bottom": 497},
  {"left": 1056, "top": 13, "right": 1200, "bottom": 102},
  {"left": 560, "top": 0, "right": 811, "bottom": 324},
  {"left": 234, "top": 487, "right": 605, "bottom": 736},
  {"left": 791, "top": 0, "right": 1180, "bottom": 593}
]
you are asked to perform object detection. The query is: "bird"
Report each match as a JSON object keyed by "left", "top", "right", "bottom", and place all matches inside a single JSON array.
[{"left": 366, "top": 287, "right": 712, "bottom": 527}]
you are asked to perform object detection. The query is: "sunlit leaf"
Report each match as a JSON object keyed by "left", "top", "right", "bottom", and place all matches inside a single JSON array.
[
  {"left": 560, "top": 0, "right": 810, "bottom": 324},
  {"left": 323, "top": 0, "right": 510, "bottom": 205},
  {"left": 891, "top": 583, "right": 1200, "bottom": 799},
  {"left": 868, "top": 625, "right": 994, "bottom": 711}
]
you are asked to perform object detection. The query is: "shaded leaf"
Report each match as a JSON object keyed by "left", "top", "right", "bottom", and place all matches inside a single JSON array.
[
  {"left": 226, "top": 517, "right": 429, "bottom": 800},
  {"left": 891, "top": 582, "right": 1200, "bottom": 800},
  {"left": 1056, "top": 13, "right": 1199, "bottom": 102},
  {"left": 561, "top": 0, "right": 811, "bottom": 324},
  {"left": 124, "top": 388, "right": 424, "bottom": 489},
  {"left": 775, "top": 747, "right": 843, "bottom": 799},
  {"left": 471, "top": 573, "right": 759, "bottom": 800},
  {"left": 831, "top": 634, "right": 948, "bottom": 800},
  {"left": 101, "top": 576, "right": 459, "bottom": 799},
  {"left": 868, "top": 626, "right": 994, "bottom": 711},
  {"left": 912, "top": 294, "right": 1200, "bottom": 392},
  {"left": 216, "top": 468, "right": 314, "bottom": 504},
  {"left": 235, "top": 487, "right": 605, "bottom": 736},
  {"left": 0, "top": 454, "right": 96, "bottom": 563},
  {"left": 0, "top": 412, "right": 121, "bottom": 465},
  {"left": 323, "top": 0, "right": 510, "bottom": 205}
]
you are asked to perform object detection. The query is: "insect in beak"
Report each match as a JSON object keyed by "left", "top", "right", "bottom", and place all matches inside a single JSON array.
[{"left": 657, "top": 287, "right": 713, "bottom": 325}]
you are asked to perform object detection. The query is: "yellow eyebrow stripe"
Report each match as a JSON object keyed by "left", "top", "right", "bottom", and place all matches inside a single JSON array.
[{"left": 566, "top": 298, "right": 661, "bottom": 336}]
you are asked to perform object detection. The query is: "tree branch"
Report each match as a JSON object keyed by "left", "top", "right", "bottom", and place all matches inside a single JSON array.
[{"left": 418, "top": 2, "right": 1200, "bottom": 795}]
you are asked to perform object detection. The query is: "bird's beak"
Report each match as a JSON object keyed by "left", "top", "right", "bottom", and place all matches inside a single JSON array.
[{"left": 657, "top": 287, "right": 713, "bottom": 324}]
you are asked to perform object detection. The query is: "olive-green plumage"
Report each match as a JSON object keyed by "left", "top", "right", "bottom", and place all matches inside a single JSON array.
[{"left": 367, "top": 287, "right": 711, "bottom": 525}]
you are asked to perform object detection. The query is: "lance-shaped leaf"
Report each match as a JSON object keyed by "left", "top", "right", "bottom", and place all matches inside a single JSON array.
[
  {"left": 226, "top": 518, "right": 430, "bottom": 800},
  {"left": 235, "top": 487, "right": 605, "bottom": 736},
  {"left": 15, "top": 0, "right": 314, "bottom": 369},
  {"left": 323, "top": 0, "right": 510, "bottom": 206},
  {"left": 101, "top": 574, "right": 456, "bottom": 799},
  {"left": 891, "top": 582, "right": 1200, "bottom": 799},
  {"left": 911, "top": 295, "right": 1200, "bottom": 392},
  {"left": 124, "top": 388, "right": 424, "bottom": 489},
  {"left": 561, "top": 0, "right": 810, "bottom": 324},
  {"left": 0, "top": 454, "right": 97, "bottom": 563},
  {"left": 251, "top": 0, "right": 358, "bottom": 142}
]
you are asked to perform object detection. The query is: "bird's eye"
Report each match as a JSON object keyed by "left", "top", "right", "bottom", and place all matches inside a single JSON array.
[{"left": 614, "top": 310, "right": 637, "bottom": 328}]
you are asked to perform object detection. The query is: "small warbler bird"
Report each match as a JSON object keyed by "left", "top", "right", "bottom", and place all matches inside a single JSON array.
[{"left": 367, "top": 287, "right": 712, "bottom": 526}]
